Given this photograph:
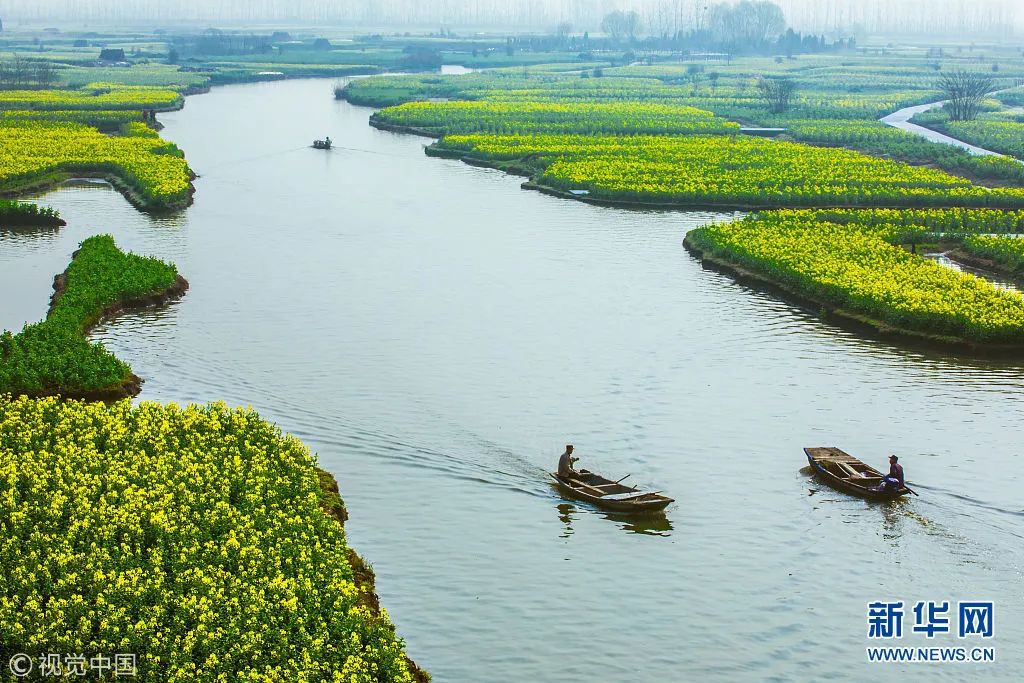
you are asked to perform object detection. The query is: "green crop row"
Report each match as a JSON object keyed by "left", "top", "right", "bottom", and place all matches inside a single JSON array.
[{"left": 374, "top": 100, "right": 739, "bottom": 136}]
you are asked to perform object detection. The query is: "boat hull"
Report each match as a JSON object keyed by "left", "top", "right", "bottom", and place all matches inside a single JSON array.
[
  {"left": 550, "top": 472, "right": 673, "bottom": 512},
  {"left": 805, "top": 448, "right": 910, "bottom": 500}
]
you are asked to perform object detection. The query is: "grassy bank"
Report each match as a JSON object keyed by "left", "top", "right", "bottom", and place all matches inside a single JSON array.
[
  {"left": 0, "top": 235, "right": 187, "bottom": 400},
  {"left": 0, "top": 396, "right": 423, "bottom": 682}
]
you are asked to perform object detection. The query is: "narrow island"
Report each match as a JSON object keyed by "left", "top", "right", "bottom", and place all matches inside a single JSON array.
[
  {"left": 0, "top": 234, "right": 189, "bottom": 400},
  {"left": 684, "top": 209, "right": 1024, "bottom": 351},
  {"left": 0, "top": 200, "right": 66, "bottom": 227}
]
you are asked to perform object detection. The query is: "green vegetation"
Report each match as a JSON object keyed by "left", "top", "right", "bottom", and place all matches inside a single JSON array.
[
  {"left": 0, "top": 395, "right": 418, "bottom": 682},
  {"left": 0, "top": 235, "right": 185, "bottom": 399},
  {"left": 0, "top": 86, "right": 183, "bottom": 111},
  {"left": 0, "top": 109, "right": 141, "bottom": 131},
  {"left": 374, "top": 100, "right": 739, "bottom": 136},
  {"left": 912, "top": 109, "right": 1024, "bottom": 161},
  {"left": 0, "top": 200, "right": 63, "bottom": 227},
  {"left": 343, "top": 57, "right": 1024, "bottom": 186},
  {"left": 962, "top": 235, "right": 1024, "bottom": 276},
  {"left": 686, "top": 209, "right": 1024, "bottom": 344}
]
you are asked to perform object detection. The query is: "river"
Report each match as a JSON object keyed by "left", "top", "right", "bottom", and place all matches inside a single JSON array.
[{"left": 2, "top": 78, "right": 1023, "bottom": 681}]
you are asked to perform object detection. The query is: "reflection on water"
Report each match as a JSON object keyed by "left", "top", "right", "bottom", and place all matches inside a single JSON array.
[
  {"left": 925, "top": 251, "right": 1022, "bottom": 293},
  {"left": 4, "top": 78, "right": 1023, "bottom": 682},
  {"left": 557, "top": 503, "right": 575, "bottom": 538},
  {"left": 553, "top": 495, "right": 674, "bottom": 538},
  {"left": 879, "top": 499, "right": 907, "bottom": 543},
  {"left": 0, "top": 223, "right": 63, "bottom": 244}
]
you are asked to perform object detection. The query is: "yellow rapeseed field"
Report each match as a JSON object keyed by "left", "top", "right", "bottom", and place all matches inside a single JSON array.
[{"left": 0, "top": 396, "right": 415, "bottom": 682}]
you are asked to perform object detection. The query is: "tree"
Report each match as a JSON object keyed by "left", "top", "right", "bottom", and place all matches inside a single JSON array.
[
  {"left": 9, "top": 53, "right": 29, "bottom": 87},
  {"left": 757, "top": 76, "right": 796, "bottom": 114},
  {"left": 34, "top": 60, "right": 57, "bottom": 87},
  {"left": 709, "top": 1, "right": 786, "bottom": 49},
  {"left": 708, "top": 71, "right": 721, "bottom": 93},
  {"left": 601, "top": 10, "right": 641, "bottom": 44},
  {"left": 939, "top": 70, "right": 994, "bottom": 121},
  {"left": 555, "top": 21, "right": 572, "bottom": 45},
  {"left": 686, "top": 63, "right": 705, "bottom": 94}
]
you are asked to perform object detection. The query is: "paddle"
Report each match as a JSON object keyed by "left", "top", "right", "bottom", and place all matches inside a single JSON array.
[
  {"left": 614, "top": 474, "right": 632, "bottom": 484},
  {"left": 905, "top": 484, "right": 919, "bottom": 497}
]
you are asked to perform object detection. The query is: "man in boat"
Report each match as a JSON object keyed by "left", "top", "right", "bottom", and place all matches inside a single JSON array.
[
  {"left": 558, "top": 444, "right": 580, "bottom": 478},
  {"left": 878, "top": 455, "right": 904, "bottom": 492}
]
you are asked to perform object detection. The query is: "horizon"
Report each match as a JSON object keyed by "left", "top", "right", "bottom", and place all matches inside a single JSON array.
[{"left": 0, "top": 0, "right": 1020, "bottom": 38}]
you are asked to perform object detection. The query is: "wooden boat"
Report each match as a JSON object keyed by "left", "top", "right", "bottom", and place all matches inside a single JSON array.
[
  {"left": 549, "top": 469, "right": 674, "bottom": 513},
  {"left": 804, "top": 447, "right": 911, "bottom": 500},
  {"left": 312, "top": 139, "right": 332, "bottom": 150}
]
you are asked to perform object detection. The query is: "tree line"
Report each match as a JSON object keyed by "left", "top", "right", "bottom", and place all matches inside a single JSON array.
[
  {"left": 598, "top": 2, "right": 852, "bottom": 55},
  {"left": 0, "top": 54, "right": 59, "bottom": 88},
  {"left": 0, "top": 0, "right": 1016, "bottom": 36}
]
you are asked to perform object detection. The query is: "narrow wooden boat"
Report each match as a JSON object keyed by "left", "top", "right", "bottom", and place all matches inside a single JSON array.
[
  {"left": 549, "top": 469, "right": 674, "bottom": 513},
  {"left": 804, "top": 447, "right": 911, "bottom": 500}
]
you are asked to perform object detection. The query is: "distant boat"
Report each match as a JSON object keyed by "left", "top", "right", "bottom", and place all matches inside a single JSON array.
[
  {"left": 804, "top": 447, "right": 911, "bottom": 500},
  {"left": 550, "top": 469, "right": 674, "bottom": 513},
  {"left": 312, "top": 139, "right": 332, "bottom": 150}
]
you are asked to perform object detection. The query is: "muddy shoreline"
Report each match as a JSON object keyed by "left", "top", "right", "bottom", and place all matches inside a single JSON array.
[{"left": 316, "top": 468, "right": 430, "bottom": 682}]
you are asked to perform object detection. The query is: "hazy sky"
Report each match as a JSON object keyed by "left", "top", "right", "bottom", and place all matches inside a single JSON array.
[{"left": 0, "top": 0, "right": 1020, "bottom": 36}]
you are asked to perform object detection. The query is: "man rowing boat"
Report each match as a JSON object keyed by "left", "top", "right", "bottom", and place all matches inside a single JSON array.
[
  {"left": 877, "top": 454, "right": 904, "bottom": 493},
  {"left": 558, "top": 444, "right": 580, "bottom": 478}
]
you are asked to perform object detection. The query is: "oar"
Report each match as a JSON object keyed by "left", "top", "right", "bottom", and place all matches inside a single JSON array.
[
  {"left": 905, "top": 484, "right": 919, "bottom": 497},
  {"left": 614, "top": 474, "right": 632, "bottom": 484}
]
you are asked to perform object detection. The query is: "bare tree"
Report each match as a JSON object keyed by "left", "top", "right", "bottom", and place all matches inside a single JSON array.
[
  {"left": 939, "top": 70, "right": 994, "bottom": 121},
  {"left": 757, "top": 76, "right": 797, "bottom": 114},
  {"left": 34, "top": 60, "right": 58, "bottom": 88},
  {"left": 555, "top": 21, "right": 572, "bottom": 45},
  {"left": 10, "top": 53, "right": 29, "bottom": 88},
  {"left": 685, "top": 63, "right": 705, "bottom": 94},
  {"left": 601, "top": 10, "right": 642, "bottom": 44},
  {"left": 710, "top": 1, "right": 786, "bottom": 47}
]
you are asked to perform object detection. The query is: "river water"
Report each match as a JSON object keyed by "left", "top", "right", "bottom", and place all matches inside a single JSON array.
[{"left": 2, "top": 78, "right": 1023, "bottom": 681}]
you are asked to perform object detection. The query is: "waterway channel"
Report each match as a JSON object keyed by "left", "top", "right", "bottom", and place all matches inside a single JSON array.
[{"left": 2, "top": 78, "right": 1023, "bottom": 681}]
